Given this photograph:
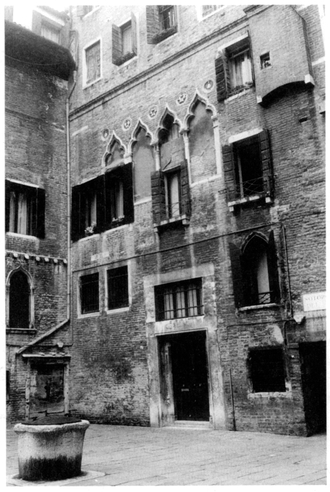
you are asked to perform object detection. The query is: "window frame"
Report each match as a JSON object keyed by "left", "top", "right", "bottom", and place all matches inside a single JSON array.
[
  {"left": 5, "top": 179, "right": 45, "bottom": 239},
  {"left": 146, "top": 5, "right": 178, "bottom": 45},
  {"left": 107, "top": 266, "right": 130, "bottom": 312},
  {"left": 83, "top": 37, "right": 102, "bottom": 87},
  {"left": 112, "top": 14, "right": 138, "bottom": 66},
  {"left": 155, "top": 278, "right": 203, "bottom": 321},
  {"left": 197, "top": 5, "right": 225, "bottom": 21},
  {"left": 79, "top": 272, "right": 100, "bottom": 316}
]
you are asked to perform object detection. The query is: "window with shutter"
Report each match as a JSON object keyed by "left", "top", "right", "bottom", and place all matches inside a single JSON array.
[
  {"left": 5, "top": 180, "right": 45, "bottom": 238},
  {"left": 223, "top": 130, "right": 274, "bottom": 208},
  {"left": 112, "top": 15, "right": 138, "bottom": 66},
  {"left": 215, "top": 37, "right": 253, "bottom": 100},
  {"left": 146, "top": 5, "right": 177, "bottom": 44}
]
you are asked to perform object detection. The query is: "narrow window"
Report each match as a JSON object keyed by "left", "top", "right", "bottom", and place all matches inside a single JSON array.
[
  {"left": 107, "top": 266, "right": 129, "bottom": 310},
  {"left": 234, "top": 136, "right": 263, "bottom": 198},
  {"left": 84, "top": 191, "right": 97, "bottom": 230},
  {"left": 260, "top": 52, "right": 271, "bottom": 69},
  {"left": 9, "top": 270, "right": 30, "bottom": 328},
  {"left": 121, "top": 21, "right": 132, "bottom": 54},
  {"left": 248, "top": 348, "right": 286, "bottom": 392},
  {"left": 110, "top": 181, "right": 124, "bottom": 221},
  {"left": 146, "top": 6, "right": 177, "bottom": 44},
  {"left": 155, "top": 279, "right": 203, "bottom": 321},
  {"left": 6, "top": 371, "right": 10, "bottom": 401},
  {"left": 166, "top": 170, "right": 181, "bottom": 219},
  {"left": 85, "top": 40, "right": 101, "bottom": 84},
  {"left": 6, "top": 181, "right": 45, "bottom": 237},
  {"left": 228, "top": 43, "right": 253, "bottom": 91},
  {"left": 80, "top": 273, "right": 99, "bottom": 314}
]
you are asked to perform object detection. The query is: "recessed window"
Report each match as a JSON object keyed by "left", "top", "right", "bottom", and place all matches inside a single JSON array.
[
  {"left": 107, "top": 266, "right": 129, "bottom": 310},
  {"left": 248, "top": 348, "right": 286, "bottom": 392},
  {"left": 215, "top": 37, "right": 254, "bottom": 100},
  {"left": 71, "top": 164, "right": 134, "bottom": 241},
  {"left": 146, "top": 5, "right": 177, "bottom": 44},
  {"left": 5, "top": 180, "right": 45, "bottom": 238},
  {"left": 9, "top": 270, "right": 30, "bottom": 328},
  {"left": 112, "top": 15, "right": 137, "bottom": 66},
  {"left": 166, "top": 170, "right": 181, "bottom": 219},
  {"left": 84, "top": 40, "right": 101, "bottom": 85},
  {"left": 80, "top": 273, "right": 99, "bottom": 314},
  {"left": 222, "top": 130, "right": 274, "bottom": 205},
  {"left": 260, "top": 52, "right": 271, "bottom": 69},
  {"left": 155, "top": 279, "right": 203, "bottom": 321},
  {"left": 202, "top": 5, "right": 222, "bottom": 17}
]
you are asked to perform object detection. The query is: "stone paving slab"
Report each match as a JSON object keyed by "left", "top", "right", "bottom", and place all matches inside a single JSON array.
[{"left": 6, "top": 423, "right": 327, "bottom": 486}]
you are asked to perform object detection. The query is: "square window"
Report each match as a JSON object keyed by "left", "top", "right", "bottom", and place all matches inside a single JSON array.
[
  {"left": 155, "top": 279, "right": 203, "bottom": 321},
  {"left": 260, "top": 52, "right": 271, "bottom": 69},
  {"left": 107, "top": 266, "right": 129, "bottom": 310},
  {"left": 80, "top": 273, "right": 99, "bottom": 314},
  {"left": 84, "top": 40, "right": 101, "bottom": 85},
  {"left": 248, "top": 348, "right": 286, "bottom": 392}
]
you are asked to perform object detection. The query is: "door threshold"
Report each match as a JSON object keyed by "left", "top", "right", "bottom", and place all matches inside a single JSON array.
[{"left": 165, "top": 420, "right": 212, "bottom": 430}]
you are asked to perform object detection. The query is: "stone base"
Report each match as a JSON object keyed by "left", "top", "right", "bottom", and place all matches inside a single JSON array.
[{"left": 7, "top": 469, "right": 106, "bottom": 487}]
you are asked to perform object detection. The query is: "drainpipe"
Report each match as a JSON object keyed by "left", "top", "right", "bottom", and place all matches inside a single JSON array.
[{"left": 66, "top": 70, "right": 77, "bottom": 337}]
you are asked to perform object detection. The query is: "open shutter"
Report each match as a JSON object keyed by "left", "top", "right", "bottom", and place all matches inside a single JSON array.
[
  {"left": 146, "top": 5, "right": 160, "bottom": 44},
  {"left": 131, "top": 12, "right": 138, "bottom": 55},
  {"left": 258, "top": 130, "right": 273, "bottom": 195},
  {"left": 215, "top": 51, "right": 230, "bottom": 101},
  {"left": 151, "top": 170, "right": 166, "bottom": 224},
  {"left": 228, "top": 241, "right": 246, "bottom": 308},
  {"left": 123, "top": 163, "right": 134, "bottom": 224},
  {"left": 36, "top": 188, "right": 45, "bottom": 239},
  {"left": 96, "top": 175, "right": 105, "bottom": 233},
  {"left": 267, "top": 230, "right": 280, "bottom": 303},
  {"left": 222, "top": 144, "right": 236, "bottom": 201},
  {"left": 112, "top": 24, "right": 122, "bottom": 65},
  {"left": 180, "top": 160, "right": 190, "bottom": 217},
  {"left": 71, "top": 186, "right": 82, "bottom": 241},
  {"left": 5, "top": 181, "right": 10, "bottom": 232}
]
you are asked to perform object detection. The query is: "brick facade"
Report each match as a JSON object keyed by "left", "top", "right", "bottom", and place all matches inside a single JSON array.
[{"left": 6, "top": 5, "right": 325, "bottom": 436}]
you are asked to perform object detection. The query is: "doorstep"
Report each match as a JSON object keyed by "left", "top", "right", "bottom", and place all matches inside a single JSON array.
[{"left": 165, "top": 420, "right": 212, "bottom": 430}]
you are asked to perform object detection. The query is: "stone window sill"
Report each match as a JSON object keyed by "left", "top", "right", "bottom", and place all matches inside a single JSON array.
[
  {"left": 238, "top": 303, "right": 281, "bottom": 312},
  {"left": 154, "top": 214, "right": 190, "bottom": 231},
  {"left": 228, "top": 193, "right": 272, "bottom": 212},
  {"left": 6, "top": 328, "right": 37, "bottom": 335}
]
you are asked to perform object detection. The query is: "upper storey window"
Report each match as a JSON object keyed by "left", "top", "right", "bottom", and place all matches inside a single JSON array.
[
  {"left": 40, "top": 21, "right": 60, "bottom": 43},
  {"left": 202, "top": 5, "right": 222, "bottom": 17},
  {"left": 84, "top": 39, "right": 101, "bottom": 85},
  {"left": 146, "top": 5, "right": 177, "bottom": 44},
  {"left": 112, "top": 14, "right": 137, "bottom": 65},
  {"left": 5, "top": 180, "right": 45, "bottom": 238},
  {"left": 215, "top": 36, "right": 253, "bottom": 100}
]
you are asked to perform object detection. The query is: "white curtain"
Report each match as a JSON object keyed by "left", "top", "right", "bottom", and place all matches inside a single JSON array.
[
  {"left": 175, "top": 286, "right": 185, "bottom": 318},
  {"left": 187, "top": 286, "right": 198, "bottom": 316},
  {"left": 17, "top": 193, "right": 28, "bottom": 235},
  {"left": 9, "top": 192, "right": 16, "bottom": 232},
  {"left": 164, "top": 289, "right": 174, "bottom": 319}
]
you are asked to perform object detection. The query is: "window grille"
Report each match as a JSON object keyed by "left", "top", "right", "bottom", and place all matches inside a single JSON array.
[
  {"left": 108, "top": 266, "right": 129, "bottom": 310},
  {"left": 80, "top": 273, "right": 99, "bottom": 314},
  {"left": 155, "top": 279, "right": 203, "bottom": 321},
  {"left": 249, "top": 348, "right": 286, "bottom": 392}
]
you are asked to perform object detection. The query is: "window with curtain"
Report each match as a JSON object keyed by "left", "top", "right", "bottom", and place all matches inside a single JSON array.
[{"left": 155, "top": 279, "right": 203, "bottom": 321}]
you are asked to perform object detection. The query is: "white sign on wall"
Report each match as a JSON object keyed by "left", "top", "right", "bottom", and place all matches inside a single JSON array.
[{"left": 302, "top": 292, "right": 326, "bottom": 312}]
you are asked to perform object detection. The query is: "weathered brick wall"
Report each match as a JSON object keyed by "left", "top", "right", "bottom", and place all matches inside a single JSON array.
[
  {"left": 6, "top": 54, "right": 70, "bottom": 422},
  {"left": 68, "top": 5, "right": 325, "bottom": 434}
]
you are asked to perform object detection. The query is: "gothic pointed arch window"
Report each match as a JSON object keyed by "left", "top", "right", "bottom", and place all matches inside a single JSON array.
[{"left": 8, "top": 269, "right": 32, "bottom": 328}]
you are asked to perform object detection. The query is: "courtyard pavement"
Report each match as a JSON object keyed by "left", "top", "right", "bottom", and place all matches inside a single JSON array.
[{"left": 6, "top": 422, "right": 327, "bottom": 486}]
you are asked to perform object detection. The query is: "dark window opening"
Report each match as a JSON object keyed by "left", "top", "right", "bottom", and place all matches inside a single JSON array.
[
  {"left": 80, "top": 273, "right": 99, "bottom": 314},
  {"left": 9, "top": 270, "right": 30, "bottom": 328},
  {"left": 107, "top": 266, "right": 129, "bottom": 310},
  {"left": 6, "top": 371, "right": 10, "bottom": 401},
  {"left": 155, "top": 279, "right": 203, "bottom": 321},
  {"left": 5, "top": 180, "right": 45, "bottom": 238},
  {"left": 71, "top": 166, "right": 134, "bottom": 241},
  {"left": 248, "top": 348, "right": 286, "bottom": 392},
  {"left": 234, "top": 137, "right": 263, "bottom": 198},
  {"left": 260, "top": 52, "right": 271, "bottom": 69},
  {"left": 159, "top": 5, "right": 176, "bottom": 30}
]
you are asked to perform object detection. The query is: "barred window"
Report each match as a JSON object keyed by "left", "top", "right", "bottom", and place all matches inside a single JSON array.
[
  {"left": 155, "top": 279, "right": 203, "bottom": 321},
  {"left": 107, "top": 266, "right": 129, "bottom": 310},
  {"left": 80, "top": 273, "right": 99, "bottom": 314}
]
